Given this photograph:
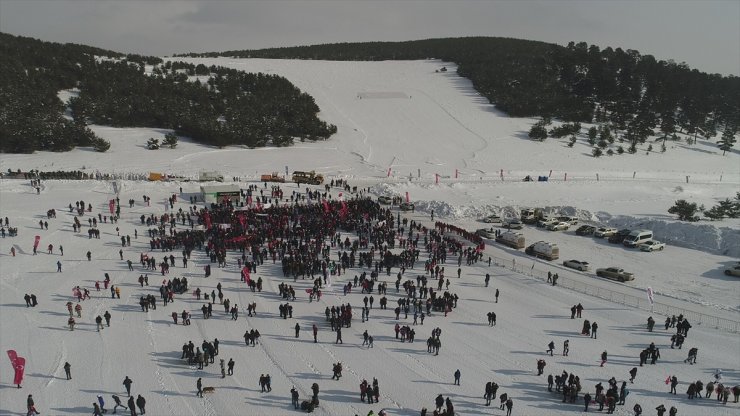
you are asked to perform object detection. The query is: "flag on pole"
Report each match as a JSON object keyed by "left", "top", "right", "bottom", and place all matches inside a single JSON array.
[{"left": 647, "top": 287, "right": 654, "bottom": 304}]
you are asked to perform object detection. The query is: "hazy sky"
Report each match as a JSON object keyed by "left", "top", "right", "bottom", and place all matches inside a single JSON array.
[{"left": 1, "top": 0, "right": 738, "bottom": 75}]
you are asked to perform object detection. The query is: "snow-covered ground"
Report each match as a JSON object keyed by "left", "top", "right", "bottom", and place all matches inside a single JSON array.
[{"left": 0, "top": 59, "right": 738, "bottom": 415}]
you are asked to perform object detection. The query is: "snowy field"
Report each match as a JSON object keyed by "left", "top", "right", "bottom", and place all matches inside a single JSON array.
[{"left": 0, "top": 59, "right": 738, "bottom": 415}]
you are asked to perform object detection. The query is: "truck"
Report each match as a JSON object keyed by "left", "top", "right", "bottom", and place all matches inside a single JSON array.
[
  {"left": 292, "top": 170, "right": 324, "bottom": 185},
  {"left": 260, "top": 172, "right": 286, "bottom": 183},
  {"left": 525, "top": 241, "right": 560, "bottom": 260},
  {"left": 495, "top": 231, "right": 525, "bottom": 249},
  {"left": 199, "top": 171, "right": 224, "bottom": 182}
]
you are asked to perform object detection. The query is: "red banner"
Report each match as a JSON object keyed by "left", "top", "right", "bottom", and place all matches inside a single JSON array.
[
  {"left": 109, "top": 199, "right": 115, "bottom": 214},
  {"left": 33, "top": 235, "right": 40, "bottom": 250},
  {"left": 7, "top": 350, "right": 25, "bottom": 386}
]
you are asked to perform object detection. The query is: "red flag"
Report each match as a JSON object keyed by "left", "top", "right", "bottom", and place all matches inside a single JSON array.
[
  {"left": 405, "top": 192, "right": 410, "bottom": 203},
  {"left": 322, "top": 200, "right": 330, "bottom": 213},
  {"left": 14, "top": 356, "right": 25, "bottom": 385},
  {"left": 109, "top": 199, "right": 115, "bottom": 214},
  {"left": 7, "top": 350, "right": 25, "bottom": 386},
  {"left": 33, "top": 235, "right": 40, "bottom": 250}
]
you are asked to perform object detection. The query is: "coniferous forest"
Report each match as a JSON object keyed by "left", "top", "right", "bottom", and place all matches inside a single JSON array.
[
  {"left": 182, "top": 37, "right": 739, "bottom": 148},
  {"left": 0, "top": 33, "right": 336, "bottom": 153}
]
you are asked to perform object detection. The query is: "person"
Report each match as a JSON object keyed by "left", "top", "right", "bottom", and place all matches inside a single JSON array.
[
  {"left": 505, "top": 398, "right": 513, "bottom": 416},
  {"left": 584, "top": 392, "right": 591, "bottom": 412},
  {"left": 220, "top": 359, "right": 226, "bottom": 378},
  {"left": 633, "top": 403, "right": 642, "bottom": 416},
  {"left": 196, "top": 378, "right": 203, "bottom": 397},
  {"left": 453, "top": 369, "right": 461, "bottom": 385},
  {"left": 295, "top": 322, "right": 300, "bottom": 338},
  {"left": 291, "top": 386, "right": 300, "bottom": 409},
  {"left": 546, "top": 341, "right": 555, "bottom": 356},
  {"left": 127, "top": 396, "right": 136, "bottom": 416},
  {"left": 112, "top": 394, "right": 127, "bottom": 413},
  {"left": 495, "top": 288, "right": 499, "bottom": 303},
  {"left": 591, "top": 321, "right": 598, "bottom": 339},
  {"left": 64, "top": 361, "right": 71, "bottom": 380},
  {"left": 600, "top": 350, "right": 608, "bottom": 367},
  {"left": 668, "top": 406, "right": 677, "bottom": 416},
  {"left": 97, "top": 395, "right": 107, "bottom": 414},
  {"left": 27, "top": 394, "right": 40, "bottom": 416},
  {"left": 136, "top": 394, "right": 146, "bottom": 415},
  {"left": 670, "top": 376, "right": 678, "bottom": 394},
  {"left": 123, "top": 376, "right": 133, "bottom": 396},
  {"left": 227, "top": 358, "right": 235, "bottom": 376},
  {"left": 629, "top": 367, "right": 638, "bottom": 383},
  {"left": 57, "top": 261, "right": 62, "bottom": 272},
  {"left": 563, "top": 340, "right": 569, "bottom": 356},
  {"left": 485, "top": 274, "right": 490, "bottom": 287},
  {"left": 313, "top": 324, "right": 318, "bottom": 343}
]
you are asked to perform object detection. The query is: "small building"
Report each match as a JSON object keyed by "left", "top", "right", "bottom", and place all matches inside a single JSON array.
[{"left": 200, "top": 185, "right": 241, "bottom": 204}]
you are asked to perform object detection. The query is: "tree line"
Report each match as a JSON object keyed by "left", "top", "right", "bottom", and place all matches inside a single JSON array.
[
  {"left": 179, "top": 37, "right": 738, "bottom": 150},
  {"left": 0, "top": 33, "right": 336, "bottom": 153}
]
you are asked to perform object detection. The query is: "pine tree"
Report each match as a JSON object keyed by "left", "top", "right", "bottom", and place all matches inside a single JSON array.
[
  {"left": 163, "top": 132, "right": 179, "bottom": 149},
  {"left": 668, "top": 200, "right": 703, "bottom": 222},
  {"left": 529, "top": 124, "right": 547, "bottom": 141},
  {"left": 717, "top": 125, "right": 737, "bottom": 156}
]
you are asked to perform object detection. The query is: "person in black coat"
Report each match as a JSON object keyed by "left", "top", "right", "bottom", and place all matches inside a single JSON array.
[
  {"left": 136, "top": 395, "right": 146, "bottom": 414},
  {"left": 127, "top": 396, "right": 137, "bottom": 416}
]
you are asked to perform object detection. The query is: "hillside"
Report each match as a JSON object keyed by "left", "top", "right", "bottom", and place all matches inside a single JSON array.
[
  {"left": 0, "top": 33, "right": 335, "bottom": 153},
  {"left": 179, "top": 37, "right": 740, "bottom": 139},
  {"left": 0, "top": 57, "right": 738, "bottom": 416}
]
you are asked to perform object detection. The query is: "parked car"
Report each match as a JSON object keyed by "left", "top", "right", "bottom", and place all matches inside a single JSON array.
[
  {"left": 399, "top": 202, "right": 415, "bottom": 211},
  {"left": 595, "top": 267, "right": 635, "bottom": 282},
  {"left": 557, "top": 216, "right": 579, "bottom": 225},
  {"left": 563, "top": 259, "right": 590, "bottom": 271},
  {"left": 639, "top": 240, "right": 666, "bottom": 252},
  {"left": 475, "top": 228, "right": 496, "bottom": 239},
  {"left": 723, "top": 266, "right": 740, "bottom": 277},
  {"left": 547, "top": 222, "right": 570, "bottom": 231},
  {"left": 576, "top": 225, "right": 596, "bottom": 236},
  {"left": 607, "top": 229, "right": 632, "bottom": 244},
  {"left": 594, "top": 227, "right": 618, "bottom": 238},
  {"left": 377, "top": 196, "right": 392, "bottom": 205},
  {"left": 538, "top": 217, "right": 558, "bottom": 228},
  {"left": 502, "top": 218, "right": 524, "bottom": 230},
  {"left": 482, "top": 214, "right": 502, "bottom": 223}
]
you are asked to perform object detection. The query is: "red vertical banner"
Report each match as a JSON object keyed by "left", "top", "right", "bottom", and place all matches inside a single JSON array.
[
  {"left": 405, "top": 192, "right": 410, "bottom": 203},
  {"left": 109, "top": 199, "right": 115, "bottom": 214},
  {"left": 7, "top": 350, "right": 25, "bottom": 386},
  {"left": 387, "top": 168, "right": 392, "bottom": 177},
  {"left": 33, "top": 236, "right": 40, "bottom": 251},
  {"left": 435, "top": 174, "right": 439, "bottom": 184}
]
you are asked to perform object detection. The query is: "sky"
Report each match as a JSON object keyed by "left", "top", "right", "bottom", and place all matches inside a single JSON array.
[{"left": 0, "top": 0, "right": 738, "bottom": 76}]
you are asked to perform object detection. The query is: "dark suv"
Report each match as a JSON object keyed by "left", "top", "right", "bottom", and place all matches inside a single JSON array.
[
  {"left": 576, "top": 225, "right": 595, "bottom": 236},
  {"left": 608, "top": 229, "right": 631, "bottom": 244}
]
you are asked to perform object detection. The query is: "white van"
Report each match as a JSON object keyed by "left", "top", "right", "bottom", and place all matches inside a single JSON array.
[{"left": 623, "top": 230, "right": 653, "bottom": 247}]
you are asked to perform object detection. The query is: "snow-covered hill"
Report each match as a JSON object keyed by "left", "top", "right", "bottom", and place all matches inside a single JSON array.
[{"left": 0, "top": 59, "right": 737, "bottom": 416}]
